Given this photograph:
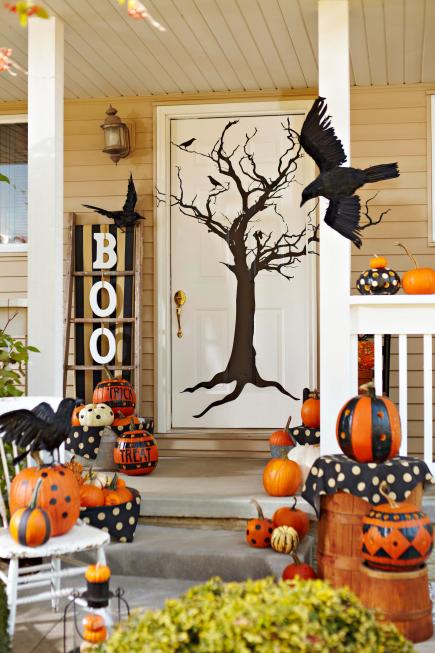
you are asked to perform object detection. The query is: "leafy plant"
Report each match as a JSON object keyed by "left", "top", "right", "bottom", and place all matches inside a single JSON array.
[
  {"left": 0, "top": 312, "right": 38, "bottom": 398},
  {"left": 0, "top": 174, "right": 9, "bottom": 184},
  {"left": 100, "top": 577, "right": 415, "bottom": 653},
  {"left": 0, "top": 584, "right": 11, "bottom": 653}
]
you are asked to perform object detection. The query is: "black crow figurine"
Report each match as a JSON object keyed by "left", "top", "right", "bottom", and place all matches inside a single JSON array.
[
  {"left": 299, "top": 97, "right": 399, "bottom": 247},
  {"left": 82, "top": 174, "right": 144, "bottom": 230},
  {"left": 0, "top": 398, "right": 79, "bottom": 465}
]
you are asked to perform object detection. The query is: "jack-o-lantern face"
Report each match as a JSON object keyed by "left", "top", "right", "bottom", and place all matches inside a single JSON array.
[{"left": 78, "top": 403, "right": 114, "bottom": 427}]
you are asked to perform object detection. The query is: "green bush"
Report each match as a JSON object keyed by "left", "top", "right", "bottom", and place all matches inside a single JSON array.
[
  {"left": 0, "top": 584, "right": 11, "bottom": 653},
  {"left": 100, "top": 577, "right": 415, "bottom": 653}
]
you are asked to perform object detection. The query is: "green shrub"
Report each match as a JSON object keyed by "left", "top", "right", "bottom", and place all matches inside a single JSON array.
[
  {"left": 0, "top": 584, "right": 11, "bottom": 653},
  {"left": 101, "top": 577, "right": 415, "bottom": 653}
]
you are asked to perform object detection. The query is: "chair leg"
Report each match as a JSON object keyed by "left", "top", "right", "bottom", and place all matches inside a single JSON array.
[
  {"left": 51, "top": 557, "right": 61, "bottom": 611},
  {"left": 97, "top": 546, "right": 107, "bottom": 565},
  {"left": 6, "top": 558, "right": 18, "bottom": 638}
]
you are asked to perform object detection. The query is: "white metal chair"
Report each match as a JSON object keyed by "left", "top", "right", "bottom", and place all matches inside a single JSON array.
[{"left": 0, "top": 396, "right": 110, "bottom": 637}]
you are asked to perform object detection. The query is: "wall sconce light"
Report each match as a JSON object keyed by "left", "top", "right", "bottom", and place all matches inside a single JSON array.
[{"left": 101, "top": 105, "right": 131, "bottom": 164}]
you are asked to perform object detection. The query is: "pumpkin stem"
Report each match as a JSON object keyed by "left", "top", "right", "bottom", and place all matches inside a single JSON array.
[
  {"left": 285, "top": 416, "right": 292, "bottom": 432},
  {"left": 108, "top": 473, "right": 119, "bottom": 490},
  {"left": 379, "top": 480, "right": 398, "bottom": 509},
  {"left": 359, "top": 382, "right": 376, "bottom": 398},
  {"left": 102, "top": 365, "right": 113, "bottom": 380},
  {"left": 291, "top": 497, "right": 297, "bottom": 511},
  {"left": 251, "top": 498, "right": 265, "bottom": 520},
  {"left": 395, "top": 241, "right": 418, "bottom": 268},
  {"left": 129, "top": 418, "right": 136, "bottom": 430},
  {"left": 308, "top": 389, "right": 320, "bottom": 399},
  {"left": 290, "top": 553, "right": 301, "bottom": 565},
  {"left": 29, "top": 478, "right": 43, "bottom": 510}
]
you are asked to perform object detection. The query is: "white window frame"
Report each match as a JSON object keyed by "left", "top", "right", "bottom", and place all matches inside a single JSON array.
[{"left": 0, "top": 113, "right": 28, "bottom": 253}]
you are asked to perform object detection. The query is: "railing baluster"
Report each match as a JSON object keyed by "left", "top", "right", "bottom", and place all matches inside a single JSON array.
[
  {"left": 350, "top": 334, "right": 359, "bottom": 394},
  {"left": 398, "top": 335, "right": 408, "bottom": 456},
  {"left": 374, "top": 334, "right": 383, "bottom": 395},
  {"left": 423, "top": 335, "right": 433, "bottom": 470}
]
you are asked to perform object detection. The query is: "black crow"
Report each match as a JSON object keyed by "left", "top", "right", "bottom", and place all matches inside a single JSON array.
[
  {"left": 0, "top": 398, "right": 79, "bottom": 464},
  {"left": 208, "top": 175, "right": 223, "bottom": 188},
  {"left": 179, "top": 137, "right": 196, "bottom": 149},
  {"left": 299, "top": 97, "right": 399, "bottom": 247},
  {"left": 83, "top": 174, "right": 144, "bottom": 230}
]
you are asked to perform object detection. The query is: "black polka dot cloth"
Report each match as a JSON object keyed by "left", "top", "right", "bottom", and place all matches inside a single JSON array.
[
  {"left": 289, "top": 425, "right": 321, "bottom": 446},
  {"left": 66, "top": 426, "right": 105, "bottom": 460},
  {"left": 302, "top": 454, "right": 434, "bottom": 515},
  {"left": 80, "top": 488, "right": 141, "bottom": 542}
]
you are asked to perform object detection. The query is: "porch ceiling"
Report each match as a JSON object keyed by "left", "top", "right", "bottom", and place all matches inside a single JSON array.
[{"left": 0, "top": 0, "right": 434, "bottom": 102}]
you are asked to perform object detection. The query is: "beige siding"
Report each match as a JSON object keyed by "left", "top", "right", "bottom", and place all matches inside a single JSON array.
[{"left": 1, "top": 85, "right": 434, "bottom": 457}]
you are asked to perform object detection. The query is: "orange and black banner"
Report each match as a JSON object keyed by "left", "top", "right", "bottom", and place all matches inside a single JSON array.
[{"left": 73, "top": 223, "right": 135, "bottom": 403}]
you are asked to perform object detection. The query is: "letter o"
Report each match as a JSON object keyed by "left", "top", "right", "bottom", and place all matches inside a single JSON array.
[
  {"left": 89, "top": 281, "right": 117, "bottom": 318},
  {"left": 89, "top": 328, "right": 116, "bottom": 364}
]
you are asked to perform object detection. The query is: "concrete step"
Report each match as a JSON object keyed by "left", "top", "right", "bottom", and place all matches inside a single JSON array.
[{"left": 95, "top": 525, "right": 314, "bottom": 582}]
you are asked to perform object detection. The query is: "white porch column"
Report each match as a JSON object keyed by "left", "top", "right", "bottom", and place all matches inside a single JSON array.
[
  {"left": 27, "top": 17, "right": 64, "bottom": 396},
  {"left": 318, "top": 0, "right": 352, "bottom": 454}
]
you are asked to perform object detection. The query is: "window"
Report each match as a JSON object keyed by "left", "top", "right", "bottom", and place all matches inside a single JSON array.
[{"left": 0, "top": 116, "right": 28, "bottom": 250}]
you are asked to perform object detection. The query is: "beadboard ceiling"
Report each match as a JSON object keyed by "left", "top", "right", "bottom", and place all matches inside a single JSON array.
[{"left": 0, "top": 0, "right": 434, "bottom": 102}]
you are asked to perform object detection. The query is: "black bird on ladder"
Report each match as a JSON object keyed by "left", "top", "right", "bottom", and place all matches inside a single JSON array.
[
  {"left": 83, "top": 173, "right": 144, "bottom": 230},
  {"left": 299, "top": 97, "right": 399, "bottom": 247}
]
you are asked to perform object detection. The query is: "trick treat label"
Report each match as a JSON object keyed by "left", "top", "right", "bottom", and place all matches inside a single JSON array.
[{"left": 73, "top": 224, "right": 135, "bottom": 402}]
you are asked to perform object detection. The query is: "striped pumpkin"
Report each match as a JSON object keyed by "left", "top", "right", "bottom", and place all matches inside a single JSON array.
[
  {"left": 113, "top": 428, "right": 158, "bottom": 476},
  {"left": 336, "top": 383, "right": 401, "bottom": 463},
  {"left": 271, "top": 525, "right": 299, "bottom": 554},
  {"left": 93, "top": 378, "right": 136, "bottom": 418},
  {"left": 9, "top": 479, "right": 52, "bottom": 547}
]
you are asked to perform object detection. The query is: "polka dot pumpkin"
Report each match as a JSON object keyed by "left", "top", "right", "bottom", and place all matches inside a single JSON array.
[
  {"left": 80, "top": 487, "right": 141, "bottom": 542},
  {"left": 246, "top": 500, "right": 274, "bottom": 548},
  {"left": 78, "top": 403, "right": 114, "bottom": 428},
  {"left": 357, "top": 263, "right": 401, "bottom": 296}
]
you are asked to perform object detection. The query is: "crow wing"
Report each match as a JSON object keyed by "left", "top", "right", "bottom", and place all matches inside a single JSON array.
[
  {"left": 82, "top": 204, "right": 113, "bottom": 219},
  {"left": 300, "top": 97, "right": 347, "bottom": 172},
  {"left": 123, "top": 174, "right": 137, "bottom": 213},
  {"left": 33, "top": 402, "right": 55, "bottom": 423},
  {"left": 324, "top": 196, "right": 362, "bottom": 248},
  {"left": 0, "top": 409, "right": 50, "bottom": 449}
]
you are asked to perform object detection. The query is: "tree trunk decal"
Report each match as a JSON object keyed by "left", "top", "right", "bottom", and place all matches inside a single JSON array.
[{"left": 158, "top": 119, "right": 383, "bottom": 418}]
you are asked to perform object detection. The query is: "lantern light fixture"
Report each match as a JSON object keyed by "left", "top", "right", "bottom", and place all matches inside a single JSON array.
[{"left": 101, "top": 105, "right": 130, "bottom": 164}]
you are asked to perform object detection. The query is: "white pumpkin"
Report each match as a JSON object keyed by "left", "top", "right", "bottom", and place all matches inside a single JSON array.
[
  {"left": 78, "top": 403, "right": 114, "bottom": 427},
  {"left": 288, "top": 444, "right": 320, "bottom": 483}
]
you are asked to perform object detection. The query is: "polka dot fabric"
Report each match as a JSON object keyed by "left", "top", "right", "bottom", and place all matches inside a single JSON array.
[
  {"left": 289, "top": 425, "right": 321, "bottom": 446},
  {"left": 302, "top": 454, "right": 434, "bottom": 515},
  {"left": 80, "top": 487, "right": 140, "bottom": 542},
  {"left": 66, "top": 425, "right": 104, "bottom": 460}
]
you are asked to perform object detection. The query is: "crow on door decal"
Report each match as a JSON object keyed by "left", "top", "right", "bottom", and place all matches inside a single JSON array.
[{"left": 159, "top": 108, "right": 388, "bottom": 419}]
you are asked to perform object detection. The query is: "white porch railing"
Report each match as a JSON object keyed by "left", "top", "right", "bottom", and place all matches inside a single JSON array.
[{"left": 349, "top": 295, "right": 435, "bottom": 474}]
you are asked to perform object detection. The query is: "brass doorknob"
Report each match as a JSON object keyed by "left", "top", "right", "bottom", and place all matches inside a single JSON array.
[{"left": 174, "top": 290, "right": 187, "bottom": 338}]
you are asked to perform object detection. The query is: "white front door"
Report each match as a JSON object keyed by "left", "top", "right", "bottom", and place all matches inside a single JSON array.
[{"left": 166, "top": 108, "right": 316, "bottom": 429}]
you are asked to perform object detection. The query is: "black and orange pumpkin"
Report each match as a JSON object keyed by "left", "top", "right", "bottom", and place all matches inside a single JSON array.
[
  {"left": 113, "top": 426, "right": 158, "bottom": 476},
  {"left": 246, "top": 499, "right": 274, "bottom": 548},
  {"left": 9, "top": 465, "right": 80, "bottom": 536},
  {"left": 362, "top": 482, "right": 433, "bottom": 571},
  {"left": 112, "top": 414, "right": 142, "bottom": 434},
  {"left": 93, "top": 376, "right": 136, "bottom": 418},
  {"left": 336, "top": 382, "right": 401, "bottom": 463},
  {"left": 9, "top": 479, "right": 52, "bottom": 547}
]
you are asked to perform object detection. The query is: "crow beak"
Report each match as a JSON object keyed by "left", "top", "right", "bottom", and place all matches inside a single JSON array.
[{"left": 300, "top": 197, "right": 306, "bottom": 207}]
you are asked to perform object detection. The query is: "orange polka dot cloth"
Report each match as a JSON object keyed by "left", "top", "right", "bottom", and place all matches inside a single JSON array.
[{"left": 302, "top": 455, "right": 434, "bottom": 515}]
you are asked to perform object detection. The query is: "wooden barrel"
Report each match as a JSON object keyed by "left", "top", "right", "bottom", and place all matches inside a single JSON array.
[
  {"left": 359, "top": 563, "right": 433, "bottom": 643},
  {"left": 317, "top": 485, "right": 422, "bottom": 595}
]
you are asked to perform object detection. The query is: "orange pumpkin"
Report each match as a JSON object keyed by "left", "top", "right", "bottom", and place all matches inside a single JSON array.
[
  {"left": 336, "top": 382, "right": 401, "bottom": 463},
  {"left": 112, "top": 415, "right": 142, "bottom": 433},
  {"left": 246, "top": 499, "right": 274, "bottom": 548},
  {"left": 83, "top": 626, "right": 107, "bottom": 643},
  {"left": 396, "top": 242, "right": 435, "bottom": 295},
  {"left": 9, "top": 465, "right": 80, "bottom": 537},
  {"left": 71, "top": 404, "right": 84, "bottom": 426},
  {"left": 114, "top": 428, "right": 159, "bottom": 476},
  {"left": 282, "top": 554, "right": 317, "bottom": 581},
  {"left": 93, "top": 376, "right": 136, "bottom": 417},
  {"left": 301, "top": 390, "right": 320, "bottom": 428},
  {"left": 262, "top": 458, "right": 302, "bottom": 497},
  {"left": 369, "top": 254, "right": 388, "bottom": 269},
  {"left": 362, "top": 482, "right": 433, "bottom": 571},
  {"left": 9, "top": 479, "right": 52, "bottom": 547},
  {"left": 272, "top": 497, "right": 310, "bottom": 539},
  {"left": 269, "top": 417, "right": 293, "bottom": 447},
  {"left": 85, "top": 563, "right": 111, "bottom": 583},
  {"left": 104, "top": 486, "right": 133, "bottom": 506},
  {"left": 83, "top": 614, "right": 105, "bottom": 631},
  {"left": 80, "top": 483, "right": 105, "bottom": 508}
]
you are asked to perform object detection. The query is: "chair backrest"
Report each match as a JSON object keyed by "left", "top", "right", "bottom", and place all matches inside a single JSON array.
[{"left": 0, "top": 396, "right": 63, "bottom": 527}]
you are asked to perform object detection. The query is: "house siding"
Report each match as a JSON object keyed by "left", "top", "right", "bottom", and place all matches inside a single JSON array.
[{"left": 0, "top": 85, "right": 433, "bottom": 457}]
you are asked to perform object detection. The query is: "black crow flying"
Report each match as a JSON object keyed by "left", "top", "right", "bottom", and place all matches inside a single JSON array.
[
  {"left": 208, "top": 175, "right": 223, "bottom": 188},
  {"left": 299, "top": 97, "right": 399, "bottom": 247},
  {"left": 179, "top": 137, "right": 196, "bottom": 149},
  {"left": 83, "top": 174, "right": 144, "bottom": 230},
  {"left": 0, "top": 398, "right": 78, "bottom": 464}
]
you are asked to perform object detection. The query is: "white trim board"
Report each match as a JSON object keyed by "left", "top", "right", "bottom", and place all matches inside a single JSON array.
[{"left": 155, "top": 100, "right": 317, "bottom": 434}]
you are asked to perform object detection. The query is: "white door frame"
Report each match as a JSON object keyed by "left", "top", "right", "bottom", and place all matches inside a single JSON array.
[{"left": 155, "top": 100, "right": 317, "bottom": 434}]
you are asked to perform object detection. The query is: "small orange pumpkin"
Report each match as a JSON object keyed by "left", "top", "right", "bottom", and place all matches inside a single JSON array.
[
  {"left": 269, "top": 417, "right": 293, "bottom": 447},
  {"left": 282, "top": 554, "right": 317, "bottom": 581},
  {"left": 79, "top": 482, "right": 105, "bottom": 508},
  {"left": 246, "top": 499, "right": 274, "bottom": 548},
  {"left": 272, "top": 497, "right": 310, "bottom": 540},
  {"left": 83, "top": 626, "right": 107, "bottom": 643},
  {"left": 301, "top": 390, "right": 320, "bottom": 428},
  {"left": 369, "top": 254, "right": 388, "bottom": 269},
  {"left": 262, "top": 458, "right": 302, "bottom": 497},
  {"left": 104, "top": 486, "right": 133, "bottom": 506},
  {"left": 71, "top": 404, "right": 84, "bottom": 426},
  {"left": 85, "top": 563, "right": 111, "bottom": 584},
  {"left": 396, "top": 242, "right": 435, "bottom": 294},
  {"left": 9, "top": 479, "right": 52, "bottom": 547}
]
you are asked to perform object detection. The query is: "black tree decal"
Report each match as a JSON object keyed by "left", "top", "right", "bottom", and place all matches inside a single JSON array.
[{"left": 158, "top": 119, "right": 384, "bottom": 418}]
